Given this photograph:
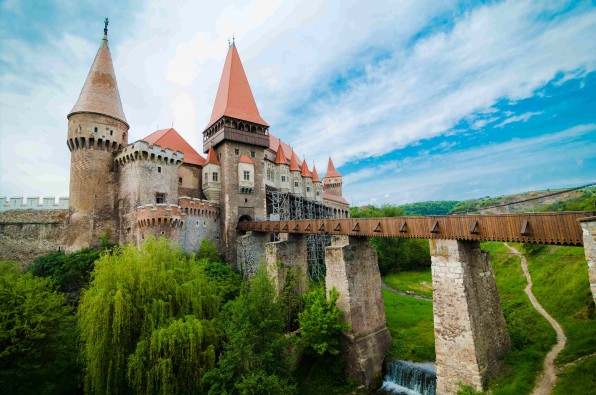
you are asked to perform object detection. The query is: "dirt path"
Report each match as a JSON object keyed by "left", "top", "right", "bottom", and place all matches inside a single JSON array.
[
  {"left": 505, "top": 243, "right": 567, "bottom": 395},
  {"left": 381, "top": 282, "right": 432, "bottom": 301}
]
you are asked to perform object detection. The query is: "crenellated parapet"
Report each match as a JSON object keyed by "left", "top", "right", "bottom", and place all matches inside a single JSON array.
[
  {"left": 1, "top": 197, "right": 69, "bottom": 212},
  {"left": 115, "top": 140, "right": 184, "bottom": 167},
  {"left": 178, "top": 197, "right": 220, "bottom": 218},
  {"left": 136, "top": 204, "right": 186, "bottom": 228}
]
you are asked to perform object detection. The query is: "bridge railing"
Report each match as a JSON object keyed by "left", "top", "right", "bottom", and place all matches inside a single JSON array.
[{"left": 236, "top": 212, "right": 596, "bottom": 246}]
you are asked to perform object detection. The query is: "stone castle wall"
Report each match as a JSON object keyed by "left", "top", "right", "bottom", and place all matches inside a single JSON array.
[
  {"left": 0, "top": 210, "right": 67, "bottom": 266},
  {"left": 1, "top": 197, "right": 69, "bottom": 211}
]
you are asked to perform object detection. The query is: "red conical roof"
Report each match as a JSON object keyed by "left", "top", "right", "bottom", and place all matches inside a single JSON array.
[
  {"left": 289, "top": 151, "right": 300, "bottom": 171},
  {"left": 205, "top": 146, "right": 220, "bottom": 165},
  {"left": 205, "top": 44, "right": 268, "bottom": 129},
  {"left": 274, "top": 145, "right": 288, "bottom": 165},
  {"left": 311, "top": 164, "right": 321, "bottom": 182},
  {"left": 301, "top": 160, "right": 312, "bottom": 178},
  {"left": 69, "top": 33, "right": 127, "bottom": 125},
  {"left": 324, "top": 157, "right": 342, "bottom": 178},
  {"left": 142, "top": 128, "right": 205, "bottom": 166}
]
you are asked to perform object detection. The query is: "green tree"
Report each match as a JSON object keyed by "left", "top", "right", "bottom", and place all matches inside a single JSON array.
[
  {"left": 297, "top": 287, "right": 349, "bottom": 357},
  {"left": 204, "top": 264, "right": 296, "bottom": 394},
  {"left": 197, "top": 239, "right": 224, "bottom": 263},
  {"left": 0, "top": 261, "right": 81, "bottom": 394},
  {"left": 78, "top": 237, "right": 221, "bottom": 394}
]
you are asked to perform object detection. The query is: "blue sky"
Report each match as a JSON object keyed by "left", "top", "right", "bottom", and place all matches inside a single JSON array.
[{"left": 1, "top": 0, "right": 595, "bottom": 205}]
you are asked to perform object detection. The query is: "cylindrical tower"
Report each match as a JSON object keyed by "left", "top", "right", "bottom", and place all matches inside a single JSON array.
[{"left": 65, "top": 21, "right": 129, "bottom": 251}]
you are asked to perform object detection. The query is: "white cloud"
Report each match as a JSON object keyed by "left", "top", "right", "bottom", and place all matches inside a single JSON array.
[{"left": 494, "top": 111, "right": 543, "bottom": 128}]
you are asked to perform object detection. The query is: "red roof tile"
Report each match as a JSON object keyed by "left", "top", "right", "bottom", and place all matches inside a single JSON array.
[
  {"left": 311, "top": 164, "right": 321, "bottom": 182},
  {"left": 69, "top": 34, "right": 128, "bottom": 125},
  {"left": 239, "top": 154, "right": 254, "bottom": 164},
  {"left": 274, "top": 145, "right": 288, "bottom": 165},
  {"left": 301, "top": 160, "right": 312, "bottom": 178},
  {"left": 324, "top": 157, "right": 342, "bottom": 178},
  {"left": 205, "top": 146, "right": 220, "bottom": 165},
  {"left": 142, "top": 128, "right": 205, "bottom": 166},
  {"left": 323, "top": 192, "right": 349, "bottom": 205},
  {"left": 205, "top": 44, "right": 268, "bottom": 129},
  {"left": 289, "top": 151, "right": 301, "bottom": 171},
  {"left": 268, "top": 134, "right": 301, "bottom": 166}
]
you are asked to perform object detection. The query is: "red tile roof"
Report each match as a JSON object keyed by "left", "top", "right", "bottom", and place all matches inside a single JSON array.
[
  {"left": 205, "top": 146, "right": 220, "bottom": 165},
  {"left": 323, "top": 192, "right": 349, "bottom": 205},
  {"left": 324, "top": 157, "right": 342, "bottom": 178},
  {"left": 300, "top": 160, "right": 312, "bottom": 178},
  {"left": 268, "top": 134, "right": 301, "bottom": 166},
  {"left": 274, "top": 145, "right": 288, "bottom": 165},
  {"left": 289, "top": 151, "right": 301, "bottom": 171},
  {"left": 239, "top": 154, "right": 254, "bottom": 164},
  {"left": 69, "top": 35, "right": 128, "bottom": 125},
  {"left": 205, "top": 44, "right": 268, "bottom": 129},
  {"left": 142, "top": 128, "right": 205, "bottom": 166},
  {"left": 311, "top": 164, "right": 321, "bottom": 182}
]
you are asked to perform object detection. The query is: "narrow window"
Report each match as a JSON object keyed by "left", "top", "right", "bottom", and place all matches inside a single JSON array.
[
  {"left": 157, "top": 166, "right": 162, "bottom": 173},
  {"left": 110, "top": 130, "right": 113, "bottom": 136},
  {"left": 212, "top": 172, "right": 218, "bottom": 181},
  {"left": 250, "top": 151, "right": 255, "bottom": 158},
  {"left": 235, "top": 148, "right": 239, "bottom": 155},
  {"left": 294, "top": 181, "right": 299, "bottom": 188},
  {"left": 243, "top": 171, "right": 250, "bottom": 181},
  {"left": 307, "top": 186, "right": 311, "bottom": 192},
  {"left": 178, "top": 177, "right": 183, "bottom": 185},
  {"left": 281, "top": 175, "right": 286, "bottom": 182},
  {"left": 94, "top": 127, "right": 98, "bottom": 133},
  {"left": 156, "top": 193, "right": 165, "bottom": 204}
]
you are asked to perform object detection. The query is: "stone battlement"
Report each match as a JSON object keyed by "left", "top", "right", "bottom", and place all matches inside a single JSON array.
[
  {"left": 0, "top": 197, "right": 69, "bottom": 212},
  {"left": 178, "top": 196, "right": 220, "bottom": 218},
  {"left": 136, "top": 204, "right": 186, "bottom": 228},
  {"left": 115, "top": 140, "right": 184, "bottom": 166}
]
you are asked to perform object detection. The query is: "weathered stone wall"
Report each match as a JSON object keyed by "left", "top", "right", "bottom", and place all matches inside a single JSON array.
[
  {"left": 265, "top": 234, "right": 308, "bottom": 293},
  {"left": 178, "top": 164, "right": 203, "bottom": 199},
  {"left": 579, "top": 216, "right": 596, "bottom": 304},
  {"left": 325, "top": 235, "right": 392, "bottom": 387},
  {"left": 179, "top": 215, "right": 221, "bottom": 253},
  {"left": 0, "top": 210, "right": 67, "bottom": 266},
  {"left": 430, "top": 239, "right": 510, "bottom": 394},
  {"left": 236, "top": 232, "right": 268, "bottom": 276},
  {"left": 217, "top": 142, "right": 266, "bottom": 267}
]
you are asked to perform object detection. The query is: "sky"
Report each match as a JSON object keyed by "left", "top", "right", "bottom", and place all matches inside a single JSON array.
[{"left": 1, "top": 0, "right": 595, "bottom": 206}]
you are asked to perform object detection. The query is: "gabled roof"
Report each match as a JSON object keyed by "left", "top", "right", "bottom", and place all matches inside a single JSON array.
[
  {"left": 324, "top": 157, "right": 342, "bottom": 178},
  {"left": 204, "top": 146, "right": 220, "bottom": 165},
  {"left": 274, "top": 145, "right": 288, "bottom": 165},
  {"left": 69, "top": 33, "right": 128, "bottom": 125},
  {"left": 205, "top": 44, "right": 268, "bottom": 129},
  {"left": 311, "top": 164, "right": 321, "bottom": 182},
  {"left": 289, "top": 151, "right": 301, "bottom": 171},
  {"left": 301, "top": 160, "right": 312, "bottom": 178},
  {"left": 239, "top": 154, "right": 254, "bottom": 164},
  {"left": 142, "top": 128, "right": 205, "bottom": 166}
]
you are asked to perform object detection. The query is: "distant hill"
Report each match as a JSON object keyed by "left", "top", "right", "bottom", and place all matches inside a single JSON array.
[{"left": 398, "top": 201, "right": 460, "bottom": 216}]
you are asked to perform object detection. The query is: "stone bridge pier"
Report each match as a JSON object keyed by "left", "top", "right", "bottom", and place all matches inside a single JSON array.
[
  {"left": 430, "top": 239, "right": 511, "bottom": 394},
  {"left": 264, "top": 233, "right": 309, "bottom": 294},
  {"left": 325, "top": 235, "right": 393, "bottom": 386}
]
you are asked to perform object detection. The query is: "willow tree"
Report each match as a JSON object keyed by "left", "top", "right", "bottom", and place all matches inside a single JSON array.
[{"left": 78, "top": 237, "right": 221, "bottom": 394}]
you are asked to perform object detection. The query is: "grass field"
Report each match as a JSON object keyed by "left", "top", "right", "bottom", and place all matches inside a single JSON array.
[
  {"left": 382, "top": 288, "right": 435, "bottom": 362},
  {"left": 383, "top": 269, "right": 433, "bottom": 298}
]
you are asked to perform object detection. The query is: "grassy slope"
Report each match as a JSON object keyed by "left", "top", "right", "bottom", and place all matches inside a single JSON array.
[
  {"left": 384, "top": 269, "right": 433, "bottom": 298},
  {"left": 382, "top": 288, "right": 435, "bottom": 362}
]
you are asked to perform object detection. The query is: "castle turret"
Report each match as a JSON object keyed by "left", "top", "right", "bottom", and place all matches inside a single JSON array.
[
  {"left": 323, "top": 157, "right": 343, "bottom": 197},
  {"left": 301, "top": 160, "right": 313, "bottom": 200},
  {"left": 202, "top": 42, "right": 269, "bottom": 264},
  {"left": 289, "top": 151, "right": 302, "bottom": 196},
  {"left": 312, "top": 164, "right": 323, "bottom": 202},
  {"left": 65, "top": 19, "right": 128, "bottom": 251},
  {"left": 202, "top": 147, "right": 221, "bottom": 202},
  {"left": 274, "top": 145, "right": 290, "bottom": 193}
]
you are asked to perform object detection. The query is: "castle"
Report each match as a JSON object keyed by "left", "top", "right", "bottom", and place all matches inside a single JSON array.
[{"left": 0, "top": 24, "right": 349, "bottom": 267}]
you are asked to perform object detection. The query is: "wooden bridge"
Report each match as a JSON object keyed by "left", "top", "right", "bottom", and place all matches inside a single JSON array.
[{"left": 237, "top": 211, "right": 596, "bottom": 246}]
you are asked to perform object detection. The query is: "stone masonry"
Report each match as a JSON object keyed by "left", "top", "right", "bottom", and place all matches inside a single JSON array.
[
  {"left": 578, "top": 216, "right": 596, "bottom": 304},
  {"left": 325, "top": 235, "right": 392, "bottom": 386},
  {"left": 430, "top": 239, "right": 510, "bottom": 394},
  {"left": 265, "top": 233, "right": 309, "bottom": 293}
]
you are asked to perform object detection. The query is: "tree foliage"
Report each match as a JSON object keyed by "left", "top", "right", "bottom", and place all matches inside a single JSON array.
[
  {"left": 297, "top": 287, "right": 349, "bottom": 356},
  {"left": 78, "top": 237, "right": 222, "bottom": 394},
  {"left": 0, "top": 261, "right": 81, "bottom": 394},
  {"left": 204, "top": 264, "right": 296, "bottom": 394}
]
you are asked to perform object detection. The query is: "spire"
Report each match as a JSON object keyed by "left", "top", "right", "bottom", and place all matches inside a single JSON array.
[
  {"left": 274, "top": 145, "right": 288, "bottom": 165},
  {"left": 289, "top": 151, "right": 300, "bottom": 171},
  {"left": 324, "top": 157, "right": 342, "bottom": 178},
  {"left": 301, "top": 160, "right": 312, "bottom": 178},
  {"left": 311, "top": 164, "right": 321, "bottom": 182},
  {"left": 69, "top": 19, "right": 127, "bottom": 125},
  {"left": 205, "top": 146, "right": 220, "bottom": 165},
  {"left": 205, "top": 44, "right": 268, "bottom": 129}
]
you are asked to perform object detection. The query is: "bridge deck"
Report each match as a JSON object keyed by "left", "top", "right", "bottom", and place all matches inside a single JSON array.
[{"left": 237, "top": 212, "right": 596, "bottom": 246}]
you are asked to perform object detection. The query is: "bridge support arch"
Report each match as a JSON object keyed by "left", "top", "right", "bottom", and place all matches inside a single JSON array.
[
  {"left": 325, "top": 235, "right": 392, "bottom": 386},
  {"left": 579, "top": 216, "right": 596, "bottom": 305},
  {"left": 430, "top": 239, "right": 510, "bottom": 394}
]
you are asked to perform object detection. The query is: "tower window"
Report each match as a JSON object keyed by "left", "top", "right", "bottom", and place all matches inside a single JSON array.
[
  {"left": 307, "top": 187, "right": 311, "bottom": 192},
  {"left": 243, "top": 171, "right": 250, "bottom": 181},
  {"left": 235, "top": 149, "right": 239, "bottom": 155},
  {"left": 294, "top": 181, "right": 299, "bottom": 188},
  {"left": 178, "top": 177, "right": 183, "bottom": 185},
  {"left": 110, "top": 130, "right": 113, "bottom": 136},
  {"left": 94, "top": 127, "right": 98, "bottom": 133},
  {"left": 250, "top": 151, "right": 255, "bottom": 158},
  {"left": 156, "top": 193, "right": 165, "bottom": 204},
  {"left": 212, "top": 172, "right": 218, "bottom": 181},
  {"left": 157, "top": 167, "right": 162, "bottom": 173},
  {"left": 281, "top": 175, "right": 286, "bottom": 182}
]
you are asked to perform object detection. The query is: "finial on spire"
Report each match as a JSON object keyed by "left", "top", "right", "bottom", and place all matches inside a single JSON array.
[
  {"left": 104, "top": 17, "right": 109, "bottom": 35},
  {"left": 232, "top": 33, "right": 235, "bottom": 46}
]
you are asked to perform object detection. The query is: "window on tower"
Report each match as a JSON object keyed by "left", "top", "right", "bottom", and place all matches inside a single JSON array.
[
  {"left": 156, "top": 193, "right": 165, "bottom": 204},
  {"left": 281, "top": 175, "right": 286, "bottom": 182},
  {"left": 235, "top": 149, "right": 239, "bottom": 155},
  {"left": 243, "top": 171, "right": 250, "bottom": 181},
  {"left": 157, "top": 167, "right": 161, "bottom": 173},
  {"left": 212, "top": 172, "right": 218, "bottom": 182},
  {"left": 294, "top": 181, "right": 299, "bottom": 188},
  {"left": 307, "top": 187, "right": 311, "bottom": 192},
  {"left": 250, "top": 151, "right": 255, "bottom": 158}
]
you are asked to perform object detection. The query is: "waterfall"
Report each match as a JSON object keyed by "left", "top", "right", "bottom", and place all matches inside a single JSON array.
[{"left": 377, "top": 360, "right": 437, "bottom": 395}]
